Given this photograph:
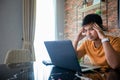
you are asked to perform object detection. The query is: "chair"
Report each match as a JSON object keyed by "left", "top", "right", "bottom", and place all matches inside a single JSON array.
[{"left": 4, "top": 49, "right": 33, "bottom": 64}]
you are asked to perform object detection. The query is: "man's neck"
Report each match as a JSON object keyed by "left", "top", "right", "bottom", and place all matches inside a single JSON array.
[{"left": 93, "top": 39, "right": 102, "bottom": 48}]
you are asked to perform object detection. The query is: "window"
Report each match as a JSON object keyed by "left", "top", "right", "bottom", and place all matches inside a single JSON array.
[{"left": 34, "top": 0, "right": 56, "bottom": 62}]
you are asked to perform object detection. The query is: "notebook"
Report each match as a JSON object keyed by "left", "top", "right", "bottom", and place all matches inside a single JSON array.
[{"left": 44, "top": 40, "right": 100, "bottom": 72}]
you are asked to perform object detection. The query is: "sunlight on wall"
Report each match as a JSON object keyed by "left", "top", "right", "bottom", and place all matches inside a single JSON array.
[{"left": 34, "top": 0, "right": 56, "bottom": 62}]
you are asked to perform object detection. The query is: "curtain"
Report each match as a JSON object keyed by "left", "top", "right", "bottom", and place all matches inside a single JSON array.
[{"left": 22, "top": 0, "right": 36, "bottom": 61}]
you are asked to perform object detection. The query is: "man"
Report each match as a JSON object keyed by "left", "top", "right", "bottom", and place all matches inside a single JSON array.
[{"left": 73, "top": 13, "right": 120, "bottom": 69}]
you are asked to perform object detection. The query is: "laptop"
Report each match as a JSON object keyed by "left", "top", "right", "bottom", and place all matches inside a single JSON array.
[{"left": 44, "top": 40, "right": 100, "bottom": 72}]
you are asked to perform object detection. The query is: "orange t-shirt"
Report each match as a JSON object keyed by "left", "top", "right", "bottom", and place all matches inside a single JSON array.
[{"left": 77, "top": 35, "right": 120, "bottom": 67}]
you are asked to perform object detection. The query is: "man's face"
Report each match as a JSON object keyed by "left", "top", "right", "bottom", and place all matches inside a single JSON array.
[{"left": 82, "top": 23, "right": 99, "bottom": 41}]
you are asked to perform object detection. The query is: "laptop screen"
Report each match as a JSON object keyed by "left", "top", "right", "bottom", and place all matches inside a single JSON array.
[{"left": 44, "top": 40, "right": 81, "bottom": 72}]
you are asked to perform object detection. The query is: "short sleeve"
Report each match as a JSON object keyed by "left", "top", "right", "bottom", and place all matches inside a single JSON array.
[{"left": 110, "top": 37, "right": 120, "bottom": 53}]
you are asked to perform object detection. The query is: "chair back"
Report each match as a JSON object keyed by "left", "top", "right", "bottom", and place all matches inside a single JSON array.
[{"left": 4, "top": 49, "right": 33, "bottom": 64}]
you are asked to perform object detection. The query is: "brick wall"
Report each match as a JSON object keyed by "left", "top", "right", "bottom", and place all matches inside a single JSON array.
[{"left": 64, "top": 0, "right": 118, "bottom": 41}]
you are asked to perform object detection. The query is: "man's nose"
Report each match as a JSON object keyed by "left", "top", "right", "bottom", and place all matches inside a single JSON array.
[{"left": 86, "top": 30, "right": 91, "bottom": 36}]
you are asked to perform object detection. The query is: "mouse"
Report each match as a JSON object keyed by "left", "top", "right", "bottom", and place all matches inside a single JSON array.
[{"left": 42, "top": 60, "right": 53, "bottom": 66}]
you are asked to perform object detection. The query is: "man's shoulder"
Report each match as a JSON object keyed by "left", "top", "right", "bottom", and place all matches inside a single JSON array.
[
  {"left": 107, "top": 35, "right": 120, "bottom": 43},
  {"left": 107, "top": 35, "right": 120, "bottom": 39}
]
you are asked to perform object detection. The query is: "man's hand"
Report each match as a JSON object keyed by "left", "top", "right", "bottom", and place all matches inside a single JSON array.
[
  {"left": 93, "top": 23, "right": 106, "bottom": 39},
  {"left": 73, "top": 27, "right": 86, "bottom": 51},
  {"left": 75, "top": 28, "right": 86, "bottom": 42}
]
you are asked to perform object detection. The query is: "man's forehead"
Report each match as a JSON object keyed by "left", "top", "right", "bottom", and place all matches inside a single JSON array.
[{"left": 83, "top": 24, "right": 93, "bottom": 29}]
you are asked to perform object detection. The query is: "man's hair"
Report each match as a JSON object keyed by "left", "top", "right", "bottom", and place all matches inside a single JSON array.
[{"left": 82, "top": 13, "right": 106, "bottom": 31}]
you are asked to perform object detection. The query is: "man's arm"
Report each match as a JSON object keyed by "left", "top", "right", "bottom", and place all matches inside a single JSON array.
[
  {"left": 73, "top": 28, "right": 86, "bottom": 59},
  {"left": 102, "top": 40, "right": 120, "bottom": 69},
  {"left": 73, "top": 40, "right": 85, "bottom": 59},
  {"left": 93, "top": 23, "right": 120, "bottom": 69}
]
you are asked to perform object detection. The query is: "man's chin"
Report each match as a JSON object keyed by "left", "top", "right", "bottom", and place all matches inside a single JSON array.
[
  {"left": 87, "top": 38, "right": 95, "bottom": 41},
  {"left": 87, "top": 38, "right": 93, "bottom": 41}
]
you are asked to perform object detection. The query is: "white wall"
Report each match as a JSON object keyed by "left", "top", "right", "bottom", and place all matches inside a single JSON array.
[{"left": 0, "top": 0, "right": 22, "bottom": 63}]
